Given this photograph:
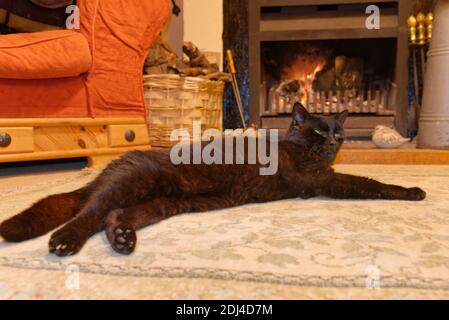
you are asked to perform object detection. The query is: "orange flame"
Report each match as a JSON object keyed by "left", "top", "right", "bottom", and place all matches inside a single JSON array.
[{"left": 281, "top": 55, "right": 326, "bottom": 104}]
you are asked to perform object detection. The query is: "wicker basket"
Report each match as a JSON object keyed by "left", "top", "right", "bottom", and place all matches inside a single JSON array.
[{"left": 143, "top": 74, "right": 224, "bottom": 147}]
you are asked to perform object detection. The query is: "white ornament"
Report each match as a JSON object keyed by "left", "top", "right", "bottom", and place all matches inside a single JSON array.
[{"left": 372, "top": 125, "right": 410, "bottom": 149}]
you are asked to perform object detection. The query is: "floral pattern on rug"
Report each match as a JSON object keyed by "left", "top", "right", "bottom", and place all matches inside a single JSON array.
[{"left": 1, "top": 165, "right": 449, "bottom": 291}]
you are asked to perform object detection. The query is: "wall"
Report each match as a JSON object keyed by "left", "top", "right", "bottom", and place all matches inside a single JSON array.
[
  {"left": 163, "top": 0, "right": 184, "bottom": 57},
  {"left": 183, "top": 0, "right": 223, "bottom": 67}
]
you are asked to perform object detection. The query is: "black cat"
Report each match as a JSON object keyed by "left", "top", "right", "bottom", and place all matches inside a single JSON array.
[{"left": 0, "top": 103, "right": 426, "bottom": 256}]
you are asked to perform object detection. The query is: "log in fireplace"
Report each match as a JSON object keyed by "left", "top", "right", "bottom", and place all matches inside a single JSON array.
[{"left": 244, "top": 0, "right": 412, "bottom": 138}]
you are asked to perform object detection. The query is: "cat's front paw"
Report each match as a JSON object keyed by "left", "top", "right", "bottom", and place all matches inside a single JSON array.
[
  {"left": 49, "top": 227, "right": 87, "bottom": 257},
  {"left": 106, "top": 223, "right": 136, "bottom": 255},
  {"left": 406, "top": 187, "right": 426, "bottom": 201}
]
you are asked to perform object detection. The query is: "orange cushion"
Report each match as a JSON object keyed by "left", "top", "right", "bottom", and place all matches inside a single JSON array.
[{"left": 0, "top": 30, "right": 92, "bottom": 79}]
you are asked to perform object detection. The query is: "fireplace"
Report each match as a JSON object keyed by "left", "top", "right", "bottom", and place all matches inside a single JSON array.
[
  {"left": 247, "top": 0, "right": 412, "bottom": 138},
  {"left": 261, "top": 38, "right": 397, "bottom": 115}
]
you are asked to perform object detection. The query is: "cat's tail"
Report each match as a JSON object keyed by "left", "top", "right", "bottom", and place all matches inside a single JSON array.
[{"left": 0, "top": 188, "right": 89, "bottom": 242}]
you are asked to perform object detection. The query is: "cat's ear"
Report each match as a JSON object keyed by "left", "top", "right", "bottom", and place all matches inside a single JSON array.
[
  {"left": 335, "top": 110, "right": 349, "bottom": 124},
  {"left": 292, "top": 103, "right": 310, "bottom": 125}
]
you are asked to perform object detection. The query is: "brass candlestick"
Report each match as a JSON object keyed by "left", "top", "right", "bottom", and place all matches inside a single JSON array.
[
  {"left": 408, "top": 15, "right": 418, "bottom": 45},
  {"left": 408, "top": 15, "right": 421, "bottom": 122},
  {"left": 417, "top": 12, "right": 427, "bottom": 46},
  {"left": 426, "top": 13, "right": 433, "bottom": 43}
]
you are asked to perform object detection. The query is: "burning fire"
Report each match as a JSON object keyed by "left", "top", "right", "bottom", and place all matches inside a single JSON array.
[{"left": 281, "top": 54, "right": 326, "bottom": 104}]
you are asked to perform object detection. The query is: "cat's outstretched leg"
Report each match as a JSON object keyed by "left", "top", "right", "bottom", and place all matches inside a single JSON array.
[
  {"left": 105, "top": 195, "right": 236, "bottom": 255},
  {"left": 48, "top": 151, "right": 181, "bottom": 257},
  {"left": 0, "top": 188, "right": 89, "bottom": 242},
  {"left": 322, "top": 173, "right": 426, "bottom": 201}
]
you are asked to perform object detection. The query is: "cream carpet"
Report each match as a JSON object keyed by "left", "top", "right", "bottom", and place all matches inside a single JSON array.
[{"left": 1, "top": 165, "right": 449, "bottom": 299}]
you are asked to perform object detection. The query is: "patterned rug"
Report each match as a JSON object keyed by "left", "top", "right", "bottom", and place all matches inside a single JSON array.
[{"left": 1, "top": 165, "right": 449, "bottom": 295}]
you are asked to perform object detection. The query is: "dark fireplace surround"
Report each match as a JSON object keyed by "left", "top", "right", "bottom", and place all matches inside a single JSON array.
[{"left": 223, "top": 0, "right": 412, "bottom": 137}]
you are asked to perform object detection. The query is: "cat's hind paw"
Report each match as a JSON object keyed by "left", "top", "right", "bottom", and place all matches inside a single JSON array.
[
  {"left": 106, "top": 223, "right": 137, "bottom": 255},
  {"left": 0, "top": 218, "right": 28, "bottom": 242},
  {"left": 406, "top": 187, "right": 426, "bottom": 201}
]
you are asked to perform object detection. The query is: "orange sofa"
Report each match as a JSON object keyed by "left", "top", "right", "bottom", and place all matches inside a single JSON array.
[{"left": 0, "top": 0, "right": 169, "bottom": 165}]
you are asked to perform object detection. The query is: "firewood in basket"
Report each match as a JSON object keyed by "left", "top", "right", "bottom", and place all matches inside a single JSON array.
[
  {"left": 145, "top": 35, "right": 174, "bottom": 67},
  {"left": 183, "top": 42, "right": 204, "bottom": 64},
  {"left": 202, "top": 72, "right": 232, "bottom": 82},
  {"left": 183, "top": 42, "right": 219, "bottom": 72},
  {"left": 145, "top": 34, "right": 188, "bottom": 75},
  {"left": 179, "top": 67, "right": 210, "bottom": 77},
  {"left": 146, "top": 64, "right": 179, "bottom": 75},
  {"left": 145, "top": 35, "right": 227, "bottom": 78}
]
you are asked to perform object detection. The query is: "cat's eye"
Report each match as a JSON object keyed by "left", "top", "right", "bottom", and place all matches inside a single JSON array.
[
  {"left": 313, "top": 128, "right": 328, "bottom": 137},
  {"left": 335, "top": 132, "right": 345, "bottom": 139}
]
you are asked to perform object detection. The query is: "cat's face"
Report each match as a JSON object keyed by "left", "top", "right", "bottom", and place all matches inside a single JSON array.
[{"left": 287, "top": 103, "right": 348, "bottom": 160}]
